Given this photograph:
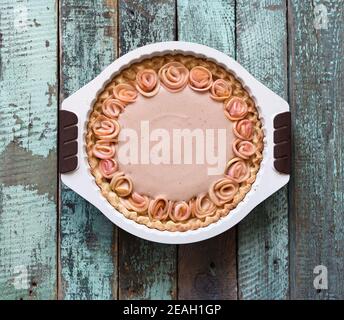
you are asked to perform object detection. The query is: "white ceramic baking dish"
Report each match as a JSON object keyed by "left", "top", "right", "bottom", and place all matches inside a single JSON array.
[{"left": 60, "top": 41, "right": 290, "bottom": 244}]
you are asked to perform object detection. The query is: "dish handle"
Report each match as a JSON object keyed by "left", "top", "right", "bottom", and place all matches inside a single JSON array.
[
  {"left": 59, "top": 110, "right": 78, "bottom": 173},
  {"left": 273, "top": 111, "right": 291, "bottom": 175}
]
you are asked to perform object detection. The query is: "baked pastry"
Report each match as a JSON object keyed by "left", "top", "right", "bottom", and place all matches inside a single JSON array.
[{"left": 87, "top": 54, "right": 263, "bottom": 231}]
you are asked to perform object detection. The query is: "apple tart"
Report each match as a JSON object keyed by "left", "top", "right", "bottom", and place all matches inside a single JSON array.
[{"left": 86, "top": 55, "right": 263, "bottom": 231}]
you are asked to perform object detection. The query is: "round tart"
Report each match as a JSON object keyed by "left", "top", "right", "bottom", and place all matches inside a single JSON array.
[{"left": 87, "top": 54, "right": 263, "bottom": 232}]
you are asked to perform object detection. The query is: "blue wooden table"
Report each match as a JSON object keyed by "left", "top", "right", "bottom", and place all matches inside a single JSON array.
[{"left": 0, "top": 0, "right": 343, "bottom": 300}]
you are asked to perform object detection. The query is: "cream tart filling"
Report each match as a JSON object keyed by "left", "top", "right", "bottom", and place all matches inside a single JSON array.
[
  {"left": 87, "top": 54, "right": 263, "bottom": 232},
  {"left": 117, "top": 85, "right": 234, "bottom": 201}
]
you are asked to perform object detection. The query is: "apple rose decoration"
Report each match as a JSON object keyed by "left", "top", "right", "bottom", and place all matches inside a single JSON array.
[
  {"left": 120, "top": 192, "right": 150, "bottom": 213},
  {"left": 98, "top": 158, "right": 118, "bottom": 179},
  {"left": 224, "top": 97, "right": 248, "bottom": 121},
  {"left": 232, "top": 139, "right": 256, "bottom": 159},
  {"left": 189, "top": 66, "right": 213, "bottom": 91},
  {"left": 113, "top": 83, "right": 138, "bottom": 103},
  {"left": 209, "top": 178, "right": 239, "bottom": 206},
  {"left": 191, "top": 193, "right": 217, "bottom": 219},
  {"left": 233, "top": 119, "right": 254, "bottom": 140},
  {"left": 110, "top": 171, "right": 133, "bottom": 197},
  {"left": 225, "top": 157, "right": 250, "bottom": 183},
  {"left": 158, "top": 62, "right": 189, "bottom": 92},
  {"left": 169, "top": 201, "right": 191, "bottom": 222},
  {"left": 210, "top": 79, "right": 232, "bottom": 101},
  {"left": 148, "top": 197, "right": 173, "bottom": 221},
  {"left": 102, "top": 98, "right": 125, "bottom": 119},
  {"left": 92, "top": 115, "right": 120, "bottom": 140},
  {"left": 92, "top": 140, "right": 116, "bottom": 159},
  {"left": 135, "top": 69, "right": 160, "bottom": 97}
]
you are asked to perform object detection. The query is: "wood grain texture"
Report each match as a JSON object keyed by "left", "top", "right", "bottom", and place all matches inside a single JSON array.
[
  {"left": 0, "top": 0, "right": 57, "bottom": 299},
  {"left": 118, "top": 0, "right": 177, "bottom": 300},
  {"left": 59, "top": 0, "right": 118, "bottom": 300},
  {"left": 177, "top": 0, "right": 235, "bottom": 56},
  {"left": 289, "top": 0, "right": 344, "bottom": 299},
  {"left": 236, "top": 0, "right": 289, "bottom": 299},
  {"left": 178, "top": 232, "right": 237, "bottom": 300},
  {"left": 177, "top": 0, "right": 237, "bottom": 300},
  {"left": 118, "top": 0, "right": 176, "bottom": 56}
]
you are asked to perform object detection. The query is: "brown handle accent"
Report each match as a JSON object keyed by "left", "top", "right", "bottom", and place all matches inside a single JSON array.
[
  {"left": 59, "top": 110, "right": 78, "bottom": 173},
  {"left": 273, "top": 112, "right": 291, "bottom": 174}
]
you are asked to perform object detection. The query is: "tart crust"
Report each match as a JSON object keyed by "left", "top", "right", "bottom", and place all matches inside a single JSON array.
[{"left": 86, "top": 54, "right": 264, "bottom": 232}]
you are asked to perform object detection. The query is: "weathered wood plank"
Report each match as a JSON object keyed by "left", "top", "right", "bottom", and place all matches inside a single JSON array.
[
  {"left": 178, "top": 232, "right": 237, "bottom": 299},
  {"left": 0, "top": 0, "right": 57, "bottom": 299},
  {"left": 177, "top": 0, "right": 237, "bottom": 300},
  {"left": 289, "top": 0, "right": 344, "bottom": 299},
  {"left": 236, "top": 0, "right": 289, "bottom": 299},
  {"left": 177, "top": 0, "right": 235, "bottom": 56},
  {"left": 118, "top": 0, "right": 177, "bottom": 300},
  {"left": 59, "top": 0, "right": 118, "bottom": 300}
]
